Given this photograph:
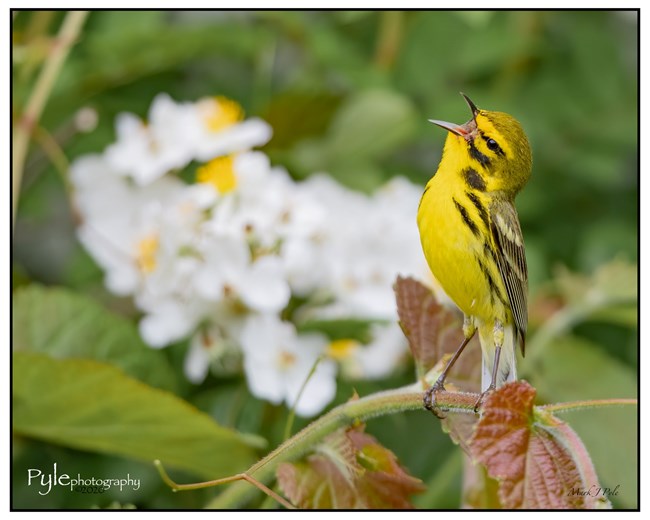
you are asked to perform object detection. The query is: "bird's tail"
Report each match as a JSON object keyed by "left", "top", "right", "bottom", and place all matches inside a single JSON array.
[{"left": 479, "top": 322, "right": 518, "bottom": 392}]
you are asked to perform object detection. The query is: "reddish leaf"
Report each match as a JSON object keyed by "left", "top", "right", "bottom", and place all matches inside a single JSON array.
[
  {"left": 277, "top": 424, "right": 424, "bottom": 509},
  {"left": 394, "top": 276, "right": 481, "bottom": 390},
  {"left": 469, "top": 381, "right": 611, "bottom": 509}
]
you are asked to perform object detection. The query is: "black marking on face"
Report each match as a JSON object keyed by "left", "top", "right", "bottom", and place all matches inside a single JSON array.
[{"left": 468, "top": 140, "right": 491, "bottom": 167}]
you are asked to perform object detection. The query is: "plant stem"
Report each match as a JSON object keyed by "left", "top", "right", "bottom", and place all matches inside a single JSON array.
[
  {"left": 12, "top": 10, "right": 88, "bottom": 228},
  {"left": 283, "top": 354, "right": 324, "bottom": 441},
  {"left": 154, "top": 460, "right": 295, "bottom": 509},
  {"left": 374, "top": 11, "right": 404, "bottom": 71},
  {"left": 162, "top": 381, "right": 632, "bottom": 509},
  {"left": 32, "top": 125, "right": 72, "bottom": 195},
  {"left": 539, "top": 398, "right": 637, "bottom": 414},
  {"left": 205, "top": 384, "right": 426, "bottom": 508}
]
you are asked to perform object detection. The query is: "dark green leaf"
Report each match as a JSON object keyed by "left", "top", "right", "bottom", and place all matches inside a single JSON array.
[
  {"left": 12, "top": 285, "right": 178, "bottom": 391},
  {"left": 13, "top": 352, "right": 264, "bottom": 480}
]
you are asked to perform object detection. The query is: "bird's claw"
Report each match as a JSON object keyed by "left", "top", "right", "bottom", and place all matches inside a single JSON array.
[
  {"left": 424, "top": 381, "right": 448, "bottom": 419},
  {"left": 473, "top": 385, "right": 495, "bottom": 414}
]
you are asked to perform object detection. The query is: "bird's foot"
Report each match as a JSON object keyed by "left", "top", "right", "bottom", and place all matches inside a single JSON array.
[
  {"left": 473, "top": 384, "right": 496, "bottom": 414},
  {"left": 424, "top": 381, "right": 448, "bottom": 419}
]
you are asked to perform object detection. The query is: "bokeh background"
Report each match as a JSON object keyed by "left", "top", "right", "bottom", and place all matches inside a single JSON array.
[{"left": 12, "top": 10, "right": 638, "bottom": 509}]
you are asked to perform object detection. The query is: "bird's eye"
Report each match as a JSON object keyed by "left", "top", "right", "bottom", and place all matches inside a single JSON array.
[{"left": 486, "top": 138, "right": 499, "bottom": 151}]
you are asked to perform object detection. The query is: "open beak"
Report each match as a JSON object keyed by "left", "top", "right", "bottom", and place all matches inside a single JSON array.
[
  {"left": 460, "top": 92, "right": 480, "bottom": 118},
  {"left": 428, "top": 92, "right": 480, "bottom": 138},
  {"left": 428, "top": 119, "right": 470, "bottom": 136}
]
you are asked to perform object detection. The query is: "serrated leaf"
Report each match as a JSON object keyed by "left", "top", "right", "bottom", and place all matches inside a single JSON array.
[
  {"left": 12, "top": 285, "right": 177, "bottom": 391},
  {"left": 526, "top": 335, "right": 637, "bottom": 508},
  {"left": 469, "top": 381, "right": 610, "bottom": 509},
  {"left": 394, "top": 276, "right": 481, "bottom": 389},
  {"left": 277, "top": 424, "right": 424, "bottom": 509},
  {"left": 13, "top": 352, "right": 264, "bottom": 480}
]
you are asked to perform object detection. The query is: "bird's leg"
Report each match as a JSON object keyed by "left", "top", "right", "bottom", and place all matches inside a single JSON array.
[
  {"left": 474, "top": 320, "right": 504, "bottom": 413},
  {"left": 424, "top": 316, "right": 476, "bottom": 417}
]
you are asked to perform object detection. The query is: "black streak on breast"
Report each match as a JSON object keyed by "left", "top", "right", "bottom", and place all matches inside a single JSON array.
[{"left": 463, "top": 167, "right": 487, "bottom": 191}]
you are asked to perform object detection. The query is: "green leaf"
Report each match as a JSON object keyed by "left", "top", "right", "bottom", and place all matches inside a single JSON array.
[
  {"left": 13, "top": 352, "right": 264, "bottom": 480},
  {"left": 262, "top": 91, "right": 343, "bottom": 151},
  {"left": 560, "top": 406, "right": 637, "bottom": 509},
  {"left": 286, "top": 89, "right": 417, "bottom": 191},
  {"left": 528, "top": 335, "right": 636, "bottom": 403},
  {"left": 554, "top": 260, "right": 638, "bottom": 309},
  {"left": 412, "top": 450, "right": 464, "bottom": 509},
  {"left": 587, "top": 305, "right": 638, "bottom": 328},
  {"left": 325, "top": 89, "right": 417, "bottom": 161},
  {"left": 12, "top": 285, "right": 177, "bottom": 392}
]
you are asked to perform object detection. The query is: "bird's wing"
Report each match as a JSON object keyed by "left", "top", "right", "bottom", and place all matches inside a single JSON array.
[{"left": 490, "top": 199, "right": 528, "bottom": 355}]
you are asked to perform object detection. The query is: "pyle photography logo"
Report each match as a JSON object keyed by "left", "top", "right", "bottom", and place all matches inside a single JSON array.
[{"left": 27, "top": 463, "right": 141, "bottom": 496}]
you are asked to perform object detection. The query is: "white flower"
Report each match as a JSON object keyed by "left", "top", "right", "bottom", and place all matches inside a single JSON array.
[
  {"left": 72, "top": 91, "right": 436, "bottom": 394},
  {"left": 138, "top": 297, "right": 207, "bottom": 349},
  {"left": 199, "top": 152, "right": 325, "bottom": 251},
  {"left": 71, "top": 154, "right": 184, "bottom": 295},
  {"left": 103, "top": 94, "right": 272, "bottom": 187},
  {"left": 184, "top": 321, "right": 245, "bottom": 384},
  {"left": 239, "top": 314, "right": 337, "bottom": 417},
  {"left": 192, "top": 234, "right": 291, "bottom": 314},
  {"left": 297, "top": 174, "right": 430, "bottom": 320},
  {"left": 73, "top": 157, "right": 220, "bottom": 348},
  {"left": 184, "top": 330, "right": 214, "bottom": 384},
  {"left": 105, "top": 94, "right": 199, "bottom": 186},
  {"left": 191, "top": 96, "right": 272, "bottom": 162}
]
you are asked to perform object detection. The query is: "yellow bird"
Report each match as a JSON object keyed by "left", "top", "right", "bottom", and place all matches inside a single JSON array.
[{"left": 418, "top": 93, "right": 532, "bottom": 411}]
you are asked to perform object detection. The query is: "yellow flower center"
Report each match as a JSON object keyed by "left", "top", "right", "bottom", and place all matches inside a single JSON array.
[
  {"left": 136, "top": 234, "right": 159, "bottom": 274},
  {"left": 196, "top": 155, "right": 238, "bottom": 194},
  {"left": 327, "top": 339, "right": 360, "bottom": 361},
  {"left": 277, "top": 350, "right": 297, "bottom": 370},
  {"left": 204, "top": 96, "right": 244, "bottom": 133}
]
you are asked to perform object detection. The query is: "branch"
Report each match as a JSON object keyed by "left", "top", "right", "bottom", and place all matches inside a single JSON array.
[
  {"left": 539, "top": 398, "right": 637, "bottom": 414},
  {"left": 155, "top": 382, "right": 635, "bottom": 509},
  {"left": 201, "top": 384, "right": 488, "bottom": 508},
  {"left": 12, "top": 10, "right": 88, "bottom": 227},
  {"left": 156, "top": 384, "right": 425, "bottom": 508},
  {"left": 154, "top": 460, "right": 295, "bottom": 510}
]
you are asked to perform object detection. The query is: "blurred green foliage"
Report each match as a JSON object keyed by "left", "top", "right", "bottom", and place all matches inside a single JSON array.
[{"left": 12, "top": 10, "right": 637, "bottom": 510}]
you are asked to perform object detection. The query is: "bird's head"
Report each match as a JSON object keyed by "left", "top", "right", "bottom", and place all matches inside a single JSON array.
[{"left": 431, "top": 93, "right": 532, "bottom": 196}]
